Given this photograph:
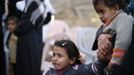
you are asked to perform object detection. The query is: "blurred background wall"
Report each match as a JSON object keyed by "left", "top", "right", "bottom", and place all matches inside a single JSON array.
[{"left": 50, "top": 0, "right": 102, "bottom": 27}]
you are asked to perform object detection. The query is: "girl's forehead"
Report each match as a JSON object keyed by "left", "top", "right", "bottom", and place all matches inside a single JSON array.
[
  {"left": 53, "top": 46, "right": 68, "bottom": 55},
  {"left": 53, "top": 46, "right": 66, "bottom": 52}
]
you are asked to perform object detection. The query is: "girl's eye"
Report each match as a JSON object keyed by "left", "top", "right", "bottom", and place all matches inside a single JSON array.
[
  {"left": 57, "top": 54, "right": 62, "bottom": 58},
  {"left": 53, "top": 53, "right": 56, "bottom": 57},
  {"left": 53, "top": 53, "right": 63, "bottom": 58}
]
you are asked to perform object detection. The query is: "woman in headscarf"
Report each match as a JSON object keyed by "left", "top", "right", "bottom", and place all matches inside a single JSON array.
[{"left": 14, "top": 0, "right": 52, "bottom": 75}]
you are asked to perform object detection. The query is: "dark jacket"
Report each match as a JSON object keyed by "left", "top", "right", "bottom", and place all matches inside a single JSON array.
[{"left": 44, "top": 60, "right": 107, "bottom": 75}]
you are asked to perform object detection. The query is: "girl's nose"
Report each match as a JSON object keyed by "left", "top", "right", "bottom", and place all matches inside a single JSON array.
[{"left": 52, "top": 56, "right": 58, "bottom": 62}]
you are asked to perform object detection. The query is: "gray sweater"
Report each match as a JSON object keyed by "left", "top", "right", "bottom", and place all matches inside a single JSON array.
[{"left": 104, "top": 10, "right": 134, "bottom": 65}]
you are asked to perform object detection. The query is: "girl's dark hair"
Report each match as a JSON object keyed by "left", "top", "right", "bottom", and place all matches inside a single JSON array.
[
  {"left": 93, "top": 0, "right": 126, "bottom": 9},
  {"left": 7, "top": 16, "right": 19, "bottom": 24},
  {"left": 54, "top": 39, "right": 82, "bottom": 65}
]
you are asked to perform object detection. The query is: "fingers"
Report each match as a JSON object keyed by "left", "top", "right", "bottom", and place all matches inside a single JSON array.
[
  {"left": 98, "top": 34, "right": 112, "bottom": 41},
  {"left": 97, "top": 34, "right": 113, "bottom": 62},
  {"left": 97, "top": 49, "right": 112, "bottom": 62},
  {"left": 98, "top": 39, "right": 112, "bottom": 52},
  {"left": 79, "top": 52, "right": 86, "bottom": 63},
  {"left": 97, "top": 50, "right": 105, "bottom": 61},
  {"left": 98, "top": 34, "right": 112, "bottom": 54}
]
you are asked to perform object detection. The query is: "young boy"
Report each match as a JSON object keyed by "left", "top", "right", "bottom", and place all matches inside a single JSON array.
[
  {"left": 92, "top": 0, "right": 134, "bottom": 74},
  {"left": 7, "top": 16, "right": 19, "bottom": 75}
]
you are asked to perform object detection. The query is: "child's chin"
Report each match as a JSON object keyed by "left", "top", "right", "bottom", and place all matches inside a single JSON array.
[
  {"left": 54, "top": 66, "right": 61, "bottom": 70},
  {"left": 55, "top": 68, "right": 63, "bottom": 71}
]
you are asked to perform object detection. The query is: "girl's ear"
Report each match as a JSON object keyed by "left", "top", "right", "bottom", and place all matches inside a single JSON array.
[{"left": 69, "top": 58, "right": 76, "bottom": 64}]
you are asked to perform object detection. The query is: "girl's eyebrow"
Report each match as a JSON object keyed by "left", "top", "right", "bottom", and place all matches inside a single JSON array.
[
  {"left": 53, "top": 52, "right": 63, "bottom": 57},
  {"left": 53, "top": 51, "right": 62, "bottom": 55}
]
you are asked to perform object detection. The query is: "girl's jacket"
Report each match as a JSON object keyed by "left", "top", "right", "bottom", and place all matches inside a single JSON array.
[{"left": 43, "top": 60, "right": 107, "bottom": 75}]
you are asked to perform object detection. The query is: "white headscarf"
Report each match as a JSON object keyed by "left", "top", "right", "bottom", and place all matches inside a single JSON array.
[
  {"left": 16, "top": 0, "right": 55, "bottom": 14},
  {"left": 16, "top": 0, "right": 55, "bottom": 25}
]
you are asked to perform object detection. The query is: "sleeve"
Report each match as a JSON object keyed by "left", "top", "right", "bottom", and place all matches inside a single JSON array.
[
  {"left": 43, "top": 71, "right": 49, "bottom": 75},
  {"left": 111, "top": 14, "right": 134, "bottom": 65},
  {"left": 79, "top": 60, "right": 108, "bottom": 75},
  {"left": 42, "top": 68, "right": 51, "bottom": 75},
  {"left": 14, "top": 15, "right": 33, "bottom": 36}
]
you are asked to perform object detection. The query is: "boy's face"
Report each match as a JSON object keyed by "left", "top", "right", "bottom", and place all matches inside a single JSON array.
[
  {"left": 8, "top": 20, "right": 17, "bottom": 32},
  {"left": 52, "top": 46, "right": 74, "bottom": 70},
  {"left": 94, "top": 4, "right": 117, "bottom": 25}
]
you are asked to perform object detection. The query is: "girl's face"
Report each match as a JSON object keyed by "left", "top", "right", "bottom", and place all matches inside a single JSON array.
[
  {"left": 95, "top": 3, "right": 118, "bottom": 25},
  {"left": 52, "top": 46, "right": 74, "bottom": 70}
]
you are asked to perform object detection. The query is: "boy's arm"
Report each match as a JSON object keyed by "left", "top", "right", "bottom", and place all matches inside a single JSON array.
[{"left": 109, "top": 15, "right": 133, "bottom": 66}]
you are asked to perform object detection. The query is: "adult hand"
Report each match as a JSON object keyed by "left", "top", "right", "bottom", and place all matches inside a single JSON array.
[
  {"left": 98, "top": 34, "right": 112, "bottom": 54},
  {"left": 97, "top": 48, "right": 112, "bottom": 63},
  {"left": 97, "top": 34, "right": 112, "bottom": 62}
]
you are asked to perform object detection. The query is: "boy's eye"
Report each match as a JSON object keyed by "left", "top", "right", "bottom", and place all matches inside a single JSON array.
[
  {"left": 99, "top": 10, "right": 104, "bottom": 14},
  {"left": 96, "top": 9, "right": 105, "bottom": 14}
]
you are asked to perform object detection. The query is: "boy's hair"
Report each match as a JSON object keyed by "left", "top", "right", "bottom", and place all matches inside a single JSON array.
[
  {"left": 54, "top": 39, "right": 82, "bottom": 65},
  {"left": 93, "top": 0, "right": 126, "bottom": 9},
  {"left": 7, "top": 16, "right": 19, "bottom": 24}
]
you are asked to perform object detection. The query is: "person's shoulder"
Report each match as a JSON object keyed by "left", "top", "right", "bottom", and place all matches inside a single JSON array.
[
  {"left": 78, "top": 63, "right": 92, "bottom": 71},
  {"left": 42, "top": 68, "right": 55, "bottom": 75},
  {"left": 118, "top": 11, "right": 134, "bottom": 21}
]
